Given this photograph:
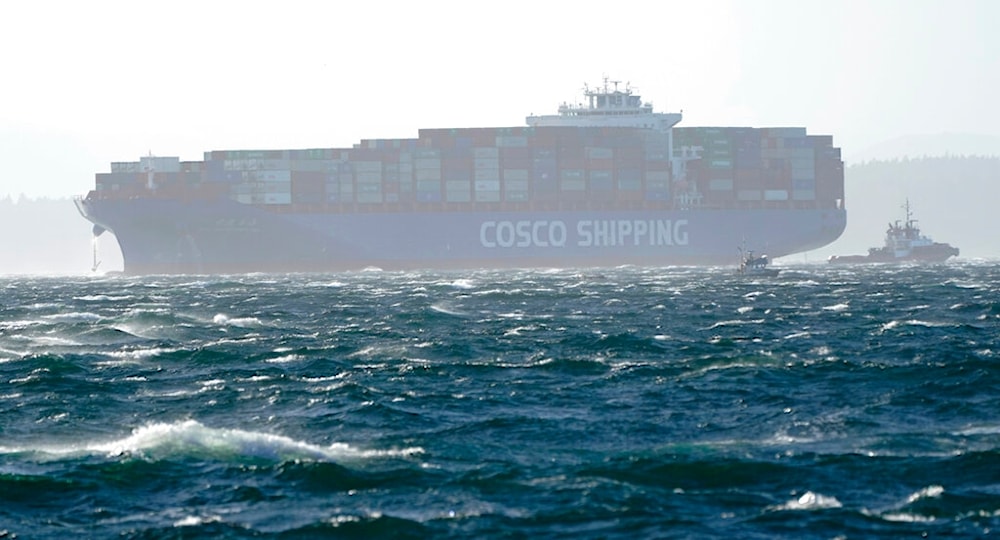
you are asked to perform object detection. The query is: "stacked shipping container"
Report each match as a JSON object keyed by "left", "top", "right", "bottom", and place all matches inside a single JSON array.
[
  {"left": 676, "top": 127, "right": 843, "bottom": 207},
  {"left": 95, "top": 126, "right": 842, "bottom": 211}
]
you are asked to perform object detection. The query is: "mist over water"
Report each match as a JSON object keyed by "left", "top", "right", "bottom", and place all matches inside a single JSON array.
[{"left": 1, "top": 264, "right": 999, "bottom": 538}]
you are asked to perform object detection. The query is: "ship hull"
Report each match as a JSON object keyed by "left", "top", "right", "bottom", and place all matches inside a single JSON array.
[{"left": 76, "top": 197, "right": 846, "bottom": 274}]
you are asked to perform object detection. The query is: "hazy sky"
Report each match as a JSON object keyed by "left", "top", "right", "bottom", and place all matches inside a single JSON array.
[{"left": 1, "top": 0, "right": 996, "bottom": 198}]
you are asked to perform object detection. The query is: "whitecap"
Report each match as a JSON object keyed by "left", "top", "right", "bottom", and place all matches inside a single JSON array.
[
  {"left": 707, "top": 318, "right": 765, "bottom": 330},
  {"left": 212, "top": 313, "right": 263, "bottom": 327},
  {"left": 905, "top": 485, "right": 944, "bottom": 504},
  {"left": 174, "top": 515, "right": 222, "bottom": 527},
  {"left": 41, "top": 312, "right": 103, "bottom": 323},
  {"left": 956, "top": 424, "right": 1000, "bottom": 436},
  {"left": 880, "top": 320, "right": 901, "bottom": 332},
  {"left": 447, "top": 278, "right": 476, "bottom": 289},
  {"left": 430, "top": 303, "right": 468, "bottom": 317},
  {"left": 880, "top": 512, "right": 935, "bottom": 523},
  {"left": 772, "top": 491, "right": 843, "bottom": 511},
  {"left": 822, "top": 303, "right": 849, "bottom": 312},
  {"left": 82, "top": 419, "right": 424, "bottom": 462},
  {"left": 267, "top": 354, "right": 303, "bottom": 364},
  {"left": 105, "top": 346, "right": 178, "bottom": 361}
]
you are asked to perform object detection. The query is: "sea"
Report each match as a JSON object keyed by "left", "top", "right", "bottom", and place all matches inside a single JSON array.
[{"left": 1, "top": 262, "right": 998, "bottom": 539}]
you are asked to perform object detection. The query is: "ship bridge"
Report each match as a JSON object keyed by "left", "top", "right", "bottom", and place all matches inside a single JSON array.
[
  {"left": 527, "top": 78, "right": 691, "bottom": 204},
  {"left": 526, "top": 78, "right": 682, "bottom": 132}
]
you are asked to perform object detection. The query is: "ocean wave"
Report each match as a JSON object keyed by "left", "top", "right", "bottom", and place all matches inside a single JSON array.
[
  {"left": 770, "top": 491, "right": 843, "bottom": 511},
  {"left": 212, "top": 313, "right": 264, "bottom": 327},
  {"left": 4, "top": 420, "right": 423, "bottom": 463}
]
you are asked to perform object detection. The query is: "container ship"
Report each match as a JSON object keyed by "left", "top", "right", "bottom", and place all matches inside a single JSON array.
[{"left": 75, "top": 80, "right": 846, "bottom": 274}]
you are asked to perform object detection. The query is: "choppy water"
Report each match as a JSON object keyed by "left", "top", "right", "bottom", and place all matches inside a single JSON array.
[{"left": 1, "top": 263, "right": 999, "bottom": 538}]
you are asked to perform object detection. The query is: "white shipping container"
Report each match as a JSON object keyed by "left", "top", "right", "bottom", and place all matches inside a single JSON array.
[
  {"left": 474, "top": 157, "right": 500, "bottom": 170},
  {"left": 259, "top": 159, "right": 290, "bottom": 170},
  {"left": 414, "top": 149, "right": 441, "bottom": 159},
  {"left": 475, "top": 190, "right": 501, "bottom": 202},
  {"left": 262, "top": 193, "right": 292, "bottom": 205},
  {"left": 414, "top": 158, "right": 442, "bottom": 170},
  {"left": 290, "top": 160, "right": 330, "bottom": 172},
  {"left": 709, "top": 179, "right": 734, "bottom": 191},
  {"left": 415, "top": 169, "right": 442, "bottom": 181},
  {"left": 502, "top": 169, "right": 529, "bottom": 181},
  {"left": 255, "top": 170, "right": 292, "bottom": 183},
  {"left": 111, "top": 162, "right": 141, "bottom": 173},
  {"left": 445, "top": 190, "right": 472, "bottom": 202},
  {"left": 791, "top": 170, "right": 816, "bottom": 182},
  {"left": 356, "top": 181, "right": 381, "bottom": 193},
  {"left": 505, "top": 179, "right": 529, "bottom": 191},
  {"left": 357, "top": 193, "right": 383, "bottom": 203},
  {"left": 586, "top": 147, "right": 613, "bottom": 159},
  {"left": 353, "top": 161, "right": 383, "bottom": 173},
  {"left": 790, "top": 157, "right": 814, "bottom": 171},
  {"left": 769, "top": 127, "right": 807, "bottom": 138},
  {"left": 140, "top": 156, "right": 180, "bottom": 173},
  {"left": 473, "top": 147, "right": 499, "bottom": 159},
  {"left": 496, "top": 135, "right": 528, "bottom": 147},
  {"left": 764, "top": 189, "right": 789, "bottom": 201},
  {"left": 475, "top": 180, "right": 500, "bottom": 191},
  {"left": 474, "top": 169, "right": 500, "bottom": 181}
]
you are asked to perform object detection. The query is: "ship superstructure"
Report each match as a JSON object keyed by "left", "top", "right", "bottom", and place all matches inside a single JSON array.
[{"left": 75, "top": 80, "right": 846, "bottom": 274}]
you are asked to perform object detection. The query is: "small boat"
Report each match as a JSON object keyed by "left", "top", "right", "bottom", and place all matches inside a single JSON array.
[
  {"left": 737, "top": 247, "right": 780, "bottom": 277},
  {"left": 828, "top": 199, "right": 959, "bottom": 264}
]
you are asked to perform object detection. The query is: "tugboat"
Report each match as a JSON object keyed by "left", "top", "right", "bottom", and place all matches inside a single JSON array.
[
  {"left": 828, "top": 199, "right": 959, "bottom": 264},
  {"left": 737, "top": 246, "right": 780, "bottom": 277}
]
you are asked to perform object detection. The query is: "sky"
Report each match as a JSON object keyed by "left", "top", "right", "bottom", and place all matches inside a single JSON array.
[{"left": 0, "top": 0, "right": 997, "bottom": 199}]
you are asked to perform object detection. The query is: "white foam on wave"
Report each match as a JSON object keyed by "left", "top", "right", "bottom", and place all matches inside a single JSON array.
[
  {"left": 74, "top": 294, "right": 132, "bottom": 302},
  {"left": 430, "top": 302, "right": 468, "bottom": 317},
  {"left": 706, "top": 318, "right": 765, "bottom": 330},
  {"left": 771, "top": 491, "right": 843, "bottom": 511},
  {"left": 79, "top": 420, "right": 424, "bottom": 462},
  {"left": 447, "top": 278, "right": 476, "bottom": 289},
  {"left": 41, "top": 312, "right": 104, "bottom": 323},
  {"left": 104, "top": 346, "right": 180, "bottom": 362},
  {"left": 822, "top": 303, "right": 850, "bottom": 312},
  {"left": 905, "top": 485, "right": 944, "bottom": 504},
  {"left": 956, "top": 424, "right": 1000, "bottom": 436},
  {"left": 879, "top": 512, "right": 935, "bottom": 523},
  {"left": 212, "top": 313, "right": 263, "bottom": 327}
]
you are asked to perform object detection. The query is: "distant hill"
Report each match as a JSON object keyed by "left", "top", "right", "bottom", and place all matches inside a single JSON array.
[
  {"left": 849, "top": 132, "right": 1000, "bottom": 164},
  {"left": 0, "top": 197, "right": 122, "bottom": 275},
  {"left": 800, "top": 155, "right": 1000, "bottom": 261}
]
